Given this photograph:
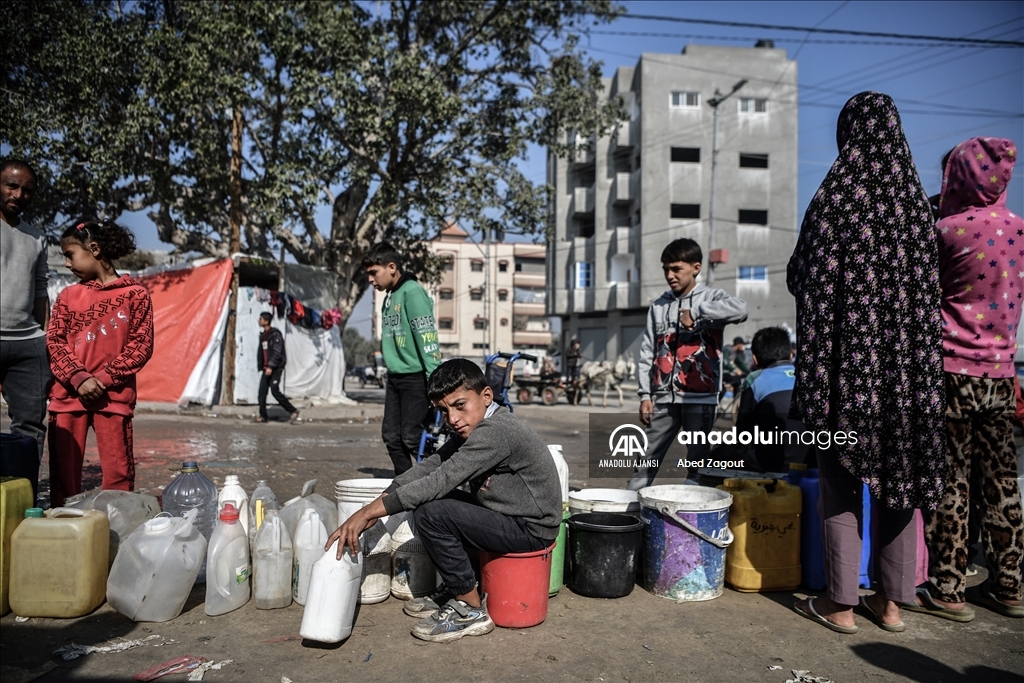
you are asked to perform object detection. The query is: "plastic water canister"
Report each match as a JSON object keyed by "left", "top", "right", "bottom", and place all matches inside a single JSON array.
[
  {"left": 547, "top": 445, "right": 570, "bottom": 506},
  {"left": 106, "top": 509, "right": 207, "bottom": 622},
  {"left": 1, "top": 477, "right": 34, "bottom": 615},
  {"left": 717, "top": 478, "right": 801, "bottom": 592},
  {"left": 10, "top": 508, "right": 109, "bottom": 618},
  {"left": 293, "top": 509, "right": 328, "bottom": 605},
  {"left": 253, "top": 509, "right": 293, "bottom": 610},
  {"left": 279, "top": 479, "right": 338, "bottom": 544},
  {"left": 219, "top": 475, "right": 250, "bottom": 538},
  {"left": 300, "top": 542, "right": 362, "bottom": 643},
  {"left": 64, "top": 489, "right": 160, "bottom": 565},
  {"left": 389, "top": 513, "right": 439, "bottom": 600},
  {"left": 162, "top": 462, "right": 219, "bottom": 583},
  {"left": 205, "top": 503, "right": 250, "bottom": 616},
  {"left": 248, "top": 480, "right": 279, "bottom": 547}
]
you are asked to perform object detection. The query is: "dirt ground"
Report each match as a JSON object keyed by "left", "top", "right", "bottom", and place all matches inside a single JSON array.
[{"left": 1, "top": 397, "right": 1022, "bottom": 683}]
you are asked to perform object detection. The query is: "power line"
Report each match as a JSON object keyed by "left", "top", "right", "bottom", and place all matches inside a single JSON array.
[
  {"left": 589, "top": 30, "right": 1015, "bottom": 49},
  {"left": 619, "top": 13, "right": 1024, "bottom": 47}
]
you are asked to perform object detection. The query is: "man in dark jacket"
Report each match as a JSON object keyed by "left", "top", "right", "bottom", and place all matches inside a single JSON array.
[{"left": 255, "top": 312, "right": 299, "bottom": 423}]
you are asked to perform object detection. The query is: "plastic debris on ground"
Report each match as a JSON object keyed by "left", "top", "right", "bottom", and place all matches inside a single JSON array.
[
  {"left": 768, "top": 665, "right": 783, "bottom": 670},
  {"left": 281, "top": 678, "right": 293, "bottom": 683},
  {"left": 187, "top": 659, "right": 233, "bottom": 681},
  {"left": 133, "top": 656, "right": 208, "bottom": 681},
  {"left": 787, "top": 671, "right": 834, "bottom": 683},
  {"left": 54, "top": 635, "right": 166, "bottom": 661}
]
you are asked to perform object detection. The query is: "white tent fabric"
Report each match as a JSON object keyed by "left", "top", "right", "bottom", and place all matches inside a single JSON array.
[
  {"left": 232, "top": 286, "right": 347, "bottom": 405},
  {"left": 178, "top": 292, "right": 231, "bottom": 407}
]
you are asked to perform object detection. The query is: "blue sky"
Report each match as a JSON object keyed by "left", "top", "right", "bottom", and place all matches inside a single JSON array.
[{"left": 113, "top": 1, "right": 1023, "bottom": 337}]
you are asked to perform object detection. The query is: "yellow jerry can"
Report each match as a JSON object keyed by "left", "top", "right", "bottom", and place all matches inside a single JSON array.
[
  {"left": 717, "top": 478, "right": 801, "bottom": 592},
  {"left": 1, "top": 477, "right": 34, "bottom": 615}
]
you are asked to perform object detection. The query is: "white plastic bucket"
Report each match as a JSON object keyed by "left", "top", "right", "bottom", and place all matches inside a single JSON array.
[
  {"left": 335, "top": 479, "right": 392, "bottom": 526},
  {"left": 568, "top": 488, "right": 640, "bottom": 516}
]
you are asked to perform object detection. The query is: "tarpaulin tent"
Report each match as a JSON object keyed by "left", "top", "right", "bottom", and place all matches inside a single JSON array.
[{"left": 47, "top": 258, "right": 347, "bottom": 406}]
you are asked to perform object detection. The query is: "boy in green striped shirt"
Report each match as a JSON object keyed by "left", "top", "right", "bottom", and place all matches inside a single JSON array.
[{"left": 363, "top": 242, "right": 442, "bottom": 475}]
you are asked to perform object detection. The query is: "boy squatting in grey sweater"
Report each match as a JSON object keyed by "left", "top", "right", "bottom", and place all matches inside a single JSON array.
[{"left": 382, "top": 406, "right": 561, "bottom": 541}]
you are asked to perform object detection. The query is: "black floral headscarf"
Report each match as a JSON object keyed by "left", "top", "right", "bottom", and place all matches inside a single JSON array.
[{"left": 787, "top": 92, "right": 946, "bottom": 510}]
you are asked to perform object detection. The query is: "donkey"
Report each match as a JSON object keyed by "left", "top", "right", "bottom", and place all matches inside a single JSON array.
[{"left": 577, "top": 356, "right": 637, "bottom": 408}]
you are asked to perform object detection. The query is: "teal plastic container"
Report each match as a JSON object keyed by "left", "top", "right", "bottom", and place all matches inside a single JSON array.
[{"left": 549, "top": 509, "right": 570, "bottom": 596}]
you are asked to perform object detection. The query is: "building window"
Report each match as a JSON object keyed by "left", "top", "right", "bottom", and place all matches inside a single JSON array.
[
  {"left": 470, "top": 288, "right": 483, "bottom": 301},
  {"left": 442, "top": 256, "right": 454, "bottom": 271},
  {"left": 470, "top": 260, "right": 484, "bottom": 272},
  {"left": 739, "top": 97, "right": 769, "bottom": 115},
  {"left": 438, "top": 318, "right": 453, "bottom": 330},
  {"left": 438, "top": 289, "right": 454, "bottom": 301},
  {"left": 574, "top": 261, "right": 593, "bottom": 289},
  {"left": 498, "top": 289, "right": 508, "bottom": 302},
  {"left": 670, "top": 91, "right": 700, "bottom": 109},
  {"left": 670, "top": 203, "right": 700, "bottom": 220},
  {"left": 739, "top": 153, "right": 769, "bottom": 169},
  {"left": 498, "top": 261, "right": 508, "bottom": 272},
  {"left": 671, "top": 147, "right": 700, "bottom": 163},
  {"left": 575, "top": 217, "right": 595, "bottom": 239},
  {"left": 473, "top": 318, "right": 489, "bottom": 330},
  {"left": 738, "top": 266, "right": 768, "bottom": 282},
  {"left": 472, "top": 342, "right": 490, "bottom": 350},
  {"left": 738, "top": 209, "right": 769, "bottom": 226}
]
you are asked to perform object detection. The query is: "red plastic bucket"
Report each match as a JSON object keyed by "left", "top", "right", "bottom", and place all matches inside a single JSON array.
[{"left": 479, "top": 542, "right": 555, "bottom": 628}]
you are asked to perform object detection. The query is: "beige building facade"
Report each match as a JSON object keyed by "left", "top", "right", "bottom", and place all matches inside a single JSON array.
[{"left": 374, "top": 224, "right": 552, "bottom": 362}]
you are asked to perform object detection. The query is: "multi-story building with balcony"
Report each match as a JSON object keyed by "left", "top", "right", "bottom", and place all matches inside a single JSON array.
[
  {"left": 547, "top": 42, "right": 798, "bottom": 364},
  {"left": 374, "top": 224, "right": 552, "bottom": 362}
]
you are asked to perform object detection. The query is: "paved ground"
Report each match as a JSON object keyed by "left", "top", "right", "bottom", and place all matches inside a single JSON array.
[{"left": 1, "top": 396, "right": 1022, "bottom": 683}]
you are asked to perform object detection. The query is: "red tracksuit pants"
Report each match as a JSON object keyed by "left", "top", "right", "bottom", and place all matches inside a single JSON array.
[{"left": 48, "top": 411, "right": 135, "bottom": 507}]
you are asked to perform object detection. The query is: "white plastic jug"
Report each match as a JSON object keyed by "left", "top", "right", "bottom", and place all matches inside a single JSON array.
[
  {"left": 205, "top": 503, "right": 250, "bottom": 616},
  {"left": 279, "top": 479, "right": 338, "bottom": 543},
  {"left": 299, "top": 542, "right": 362, "bottom": 643},
  {"left": 547, "top": 444, "right": 570, "bottom": 506},
  {"left": 65, "top": 488, "right": 160, "bottom": 563},
  {"left": 248, "top": 480, "right": 279, "bottom": 546},
  {"left": 107, "top": 509, "right": 207, "bottom": 622},
  {"left": 218, "top": 475, "right": 249, "bottom": 538},
  {"left": 292, "top": 508, "right": 328, "bottom": 605},
  {"left": 253, "top": 509, "right": 293, "bottom": 609}
]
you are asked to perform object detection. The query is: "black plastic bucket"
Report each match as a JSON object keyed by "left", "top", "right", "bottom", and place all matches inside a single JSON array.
[
  {"left": 0, "top": 432, "right": 39, "bottom": 504},
  {"left": 567, "top": 512, "right": 643, "bottom": 598}
]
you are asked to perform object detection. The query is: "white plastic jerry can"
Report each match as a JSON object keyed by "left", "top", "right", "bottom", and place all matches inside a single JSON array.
[
  {"left": 300, "top": 541, "right": 362, "bottom": 643},
  {"left": 205, "top": 503, "right": 250, "bottom": 616},
  {"left": 292, "top": 508, "right": 328, "bottom": 605},
  {"left": 218, "top": 475, "right": 250, "bottom": 537},
  {"left": 253, "top": 509, "right": 293, "bottom": 610}
]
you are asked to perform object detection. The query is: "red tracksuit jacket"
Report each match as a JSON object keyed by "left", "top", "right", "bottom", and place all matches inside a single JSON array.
[{"left": 47, "top": 275, "right": 154, "bottom": 416}]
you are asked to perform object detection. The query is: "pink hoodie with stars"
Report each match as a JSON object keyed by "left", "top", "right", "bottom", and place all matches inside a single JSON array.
[{"left": 936, "top": 136, "right": 1021, "bottom": 378}]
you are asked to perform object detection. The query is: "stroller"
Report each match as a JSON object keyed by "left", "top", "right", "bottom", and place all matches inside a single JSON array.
[
  {"left": 484, "top": 351, "right": 537, "bottom": 412},
  {"left": 416, "top": 351, "right": 537, "bottom": 462}
]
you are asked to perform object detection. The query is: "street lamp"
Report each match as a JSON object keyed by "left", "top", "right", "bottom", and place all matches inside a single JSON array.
[{"left": 706, "top": 79, "right": 747, "bottom": 286}]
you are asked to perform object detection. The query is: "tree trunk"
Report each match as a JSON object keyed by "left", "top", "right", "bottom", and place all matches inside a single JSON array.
[{"left": 221, "top": 106, "right": 244, "bottom": 406}]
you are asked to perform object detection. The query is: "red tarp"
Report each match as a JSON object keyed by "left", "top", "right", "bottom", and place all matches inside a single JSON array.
[{"left": 134, "top": 260, "right": 232, "bottom": 403}]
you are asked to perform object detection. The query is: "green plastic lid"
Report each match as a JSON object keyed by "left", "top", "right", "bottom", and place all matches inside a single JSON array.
[{"left": 24, "top": 508, "right": 44, "bottom": 518}]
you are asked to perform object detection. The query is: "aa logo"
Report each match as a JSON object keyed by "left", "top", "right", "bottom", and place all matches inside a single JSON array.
[{"left": 608, "top": 424, "right": 648, "bottom": 458}]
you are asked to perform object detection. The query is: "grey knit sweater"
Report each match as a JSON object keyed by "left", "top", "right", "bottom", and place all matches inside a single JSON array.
[{"left": 382, "top": 406, "right": 561, "bottom": 540}]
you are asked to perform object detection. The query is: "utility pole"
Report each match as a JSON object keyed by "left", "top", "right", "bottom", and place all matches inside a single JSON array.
[
  {"left": 706, "top": 79, "right": 746, "bottom": 286},
  {"left": 221, "top": 106, "right": 244, "bottom": 405}
]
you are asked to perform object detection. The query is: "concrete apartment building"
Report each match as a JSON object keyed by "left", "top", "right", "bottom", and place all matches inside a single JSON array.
[
  {"left": 547, "top": 42, "right": 798, "bottom": 364},
  {"left": 374, "top": 224, "right": 552, "bottom": 361}
]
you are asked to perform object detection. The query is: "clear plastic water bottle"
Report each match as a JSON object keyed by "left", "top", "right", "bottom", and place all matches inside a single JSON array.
[
  {"left": 248, "top": 480, "right": 279, "bottom": 547},
  {"left": 162, "top": 461, "right": 219, "bottom": 583}
]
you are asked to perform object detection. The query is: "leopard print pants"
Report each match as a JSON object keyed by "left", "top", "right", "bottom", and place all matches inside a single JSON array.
[{"left": 924, "top": 373, "right": 1023, "bottom": 603}]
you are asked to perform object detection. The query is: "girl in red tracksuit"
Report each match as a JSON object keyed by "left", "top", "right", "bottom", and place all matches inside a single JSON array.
[{"left": 47, "top": 219, "right": 154, "bottom": 506}]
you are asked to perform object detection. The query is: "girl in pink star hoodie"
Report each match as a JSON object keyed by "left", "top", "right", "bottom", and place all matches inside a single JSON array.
[{"left": 916, "top": 137, "right": 1023, "bottom": 622}]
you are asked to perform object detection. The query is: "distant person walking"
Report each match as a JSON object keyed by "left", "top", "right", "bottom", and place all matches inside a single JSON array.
[
  {"left": 913, "top": 137, "right": 1023, "bottom": 621},
  {"left": 789, "top": 92, "right": 946, "bottom": 634},
  {"left": 0, "top": 159, "right": 51, "bottom": 459},
  {"left": 363, "top": 242, "right": 442, "bottom": 475},
  {"left": 47, "top": 220, "right": 154, "bottom": 506},
  {"left": 254, "top": 312, "right": 298, "bottom": 424}
]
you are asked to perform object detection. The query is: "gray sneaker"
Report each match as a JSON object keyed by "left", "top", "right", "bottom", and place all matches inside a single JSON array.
[
  {"left": 411, "top": 599, "right": 495, "bottom": 643},
  {"left": 403, "top": 584, "right": 456, "bottom": 618}
]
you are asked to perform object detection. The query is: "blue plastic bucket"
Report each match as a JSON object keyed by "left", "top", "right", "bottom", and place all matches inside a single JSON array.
[{"left": 638, "top": 485, "right": 733, "bottom": 602}]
